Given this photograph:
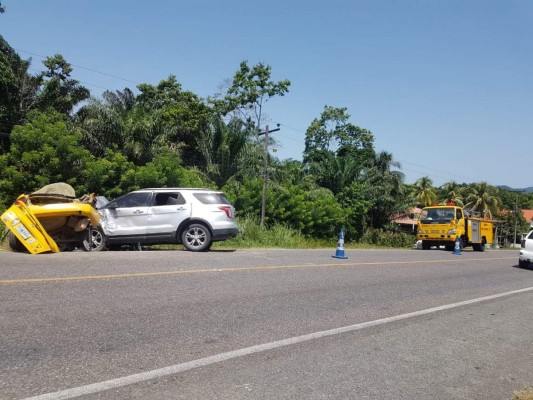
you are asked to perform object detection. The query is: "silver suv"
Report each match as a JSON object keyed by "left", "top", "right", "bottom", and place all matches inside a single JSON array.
[
  {"left": 93, "top": 188, "right": 238, "bottom": 251},
  {"left": 519, "top": 230, "right": 533, "bottom": 268}
]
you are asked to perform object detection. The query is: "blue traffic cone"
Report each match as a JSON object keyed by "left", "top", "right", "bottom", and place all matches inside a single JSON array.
[
  {"left": 333, "top": 228, "right": 348, "bottom": 259},
  {"left": 453, "top": 237, "right": 462, "bottom": 255}
]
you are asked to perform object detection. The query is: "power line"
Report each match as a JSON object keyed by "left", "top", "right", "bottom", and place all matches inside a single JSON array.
[
  {"left": 274, "top": 120, "right": 479, "bottom": 184},
  {"left": 27, "top": 67, "right": 110, "bottom": 91},
  {"left": 2, "top": 50, "right": 493, "bottom": 185},
  {"left": 397, "top": 160, "right": 474, "bottom": 182},
  {"left": 15, "top": 48, "right": 140, "bottom": 86}
]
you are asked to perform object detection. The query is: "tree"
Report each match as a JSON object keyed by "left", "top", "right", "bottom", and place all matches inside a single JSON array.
[
  {"left": 122, "top": 148, "right": 206, "bottom": 191},
  {"left": 464, "top": 182, "right": 501, "bottom": 219},
  {"left": 269, "top": 159, "right": 310, "bottom": 187},
  {"left": 364, "top": 151, "right": 408, "bottom": 229},
  {"left": 497, "top": 208, "right": 529, "bottom": 246},
  {"left": 304, "top": 106, "right": 374, "bottom": 165},
  {"left": 337, "top": 182, "right": 371, "bottom": 240},
  {"left": 213, "top": 61, "right": 291, "bottom": 129},
  {"left": 36, "top": 54, "right": 90, "bottom": 115},
  {"left": 0, "top": 36, "right": 42, "bottom": 152},
  {"left": 136, "top": 75, "right": 212, "bottom": 165},
  {"left": 223, "top": 177, "right": 344, "bottom": 239},
  {"left": 412, "top": 177, "right": 437, "bottom": 207},
  {"left": 439, "top": 181, "right": 465, "bottom": 206},
  {"left": 308, "top": 151, "right": 363, "bottom": 194},
  {"left": 75, "top": 96, "right": 127, "bottom": 158},
  {"left": 77, "top": 77, "right": 212, "bottom": 166},
  {"left": 195, "top": 116, "right": 260, "bottom": 188},
  {"left": 0, "top": 111, "right": 94, "bottom": 208}
]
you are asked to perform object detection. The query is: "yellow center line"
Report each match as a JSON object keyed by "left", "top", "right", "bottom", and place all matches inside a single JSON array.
[{"left": 0, "top": 257, "right": 515, "bottom": 285}]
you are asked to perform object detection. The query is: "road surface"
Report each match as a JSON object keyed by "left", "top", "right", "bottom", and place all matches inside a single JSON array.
[{"left": 0, "top": 248, "right": 532, "bottom": 399}]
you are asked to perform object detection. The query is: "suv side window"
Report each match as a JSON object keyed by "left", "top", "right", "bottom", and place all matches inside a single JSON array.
[
  {"left": 193, "top": 192, "right": 230, "bottom": 205},
  {"left": 112, "top": 192, "right": 151, "bottom": 208},
  {"left": 154, "top": 192, "right": 185, "bottom": 206}
]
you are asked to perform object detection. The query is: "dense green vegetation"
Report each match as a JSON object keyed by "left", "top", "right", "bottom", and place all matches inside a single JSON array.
[{"left": 1, "top": 34, "right": 532, "bottom": 246}]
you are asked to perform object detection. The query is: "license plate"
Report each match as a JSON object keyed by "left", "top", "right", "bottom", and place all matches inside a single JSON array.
[{"left": 15, "top": 224, "right": 32, "bottom": 240}]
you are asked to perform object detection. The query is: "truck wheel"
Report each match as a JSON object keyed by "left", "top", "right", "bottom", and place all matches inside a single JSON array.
[
  {"left": 181, "top": 223, "right": 212, "bottom": 252},
  {"left": 8, "top": 232, "right": 26, "bottom": 252},
  {"left": 421, "top": 241, "right": 431, "bottom": 250},
  {"left": 473, "top": 240, "right": 486, "bottom": 252}
]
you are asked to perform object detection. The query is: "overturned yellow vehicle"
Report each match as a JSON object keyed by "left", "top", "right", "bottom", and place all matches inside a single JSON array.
[{"left": 1, "top": 183, "right": 101, "bottom": 254}]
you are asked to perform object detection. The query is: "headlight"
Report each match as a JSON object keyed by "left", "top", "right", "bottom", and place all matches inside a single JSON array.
[{"left": 447, "top": 228, "right": 456, "bottom": 235}]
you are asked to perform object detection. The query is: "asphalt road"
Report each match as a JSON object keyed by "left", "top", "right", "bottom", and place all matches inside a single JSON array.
[{"left": 0, "top": 248, "right": 532, "bottom": 400}]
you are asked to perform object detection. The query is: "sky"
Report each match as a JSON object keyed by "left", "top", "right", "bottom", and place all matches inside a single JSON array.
[{"left": 1, "top": 0, "right": 532, "bottom": 188}]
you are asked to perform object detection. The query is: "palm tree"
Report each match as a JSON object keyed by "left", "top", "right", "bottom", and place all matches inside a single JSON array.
[
  {"left": 75, "top": 98, "right": 126, "bottom": 158},
  {"left": 367, "top": 151, "right": 404, "bottom": 191},
  {"left": 364, "top": 151, "right": 409, "bottom": 228},
  {"left": 440, "top": 181, "right": 465, "bottom": 206},
  {"left": 464, "top": 182, "right": 501, "bottom": 219},
  {"left": 195, "top": 116, "right": 260, "bottom": 188},
  {"left": 76, "top": 88, "right": 176, "bottom": 165},
  {"left": 309, "top": 152, "right": 363, "bottom": 194},
  {"left": 412, "top": 177, "right": 437, "bottom": 207}
]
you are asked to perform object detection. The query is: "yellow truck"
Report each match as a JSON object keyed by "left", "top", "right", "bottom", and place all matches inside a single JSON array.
[
  {"left": 1, "top": 183, "right": 100, "bottom": 254},
  {"left": 416, "top": 204, "right": 494, "bottom": 251}
]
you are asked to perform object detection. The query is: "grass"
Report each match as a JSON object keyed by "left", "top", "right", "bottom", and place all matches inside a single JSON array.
[
  {"left": 0, "top": 221, "right": 10, "bottom": 252},
  {"left": 218, "top": 217, "right": 389, "bottom": 250},
  {"left": 221, "top": 217, "right": 330, "bottom": 249}
]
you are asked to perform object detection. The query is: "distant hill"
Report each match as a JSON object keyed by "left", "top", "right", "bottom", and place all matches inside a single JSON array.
[{"left": 497, "top": 186, "right": 533, "bottom": 193}]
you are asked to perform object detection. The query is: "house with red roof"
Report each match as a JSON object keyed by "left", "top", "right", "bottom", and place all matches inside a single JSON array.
[
  {"left": 523, "top": 209, "right": 533, "bottom": 229},
  {"left": 392, "top": 208, "right": 422, "bottom": 234}
]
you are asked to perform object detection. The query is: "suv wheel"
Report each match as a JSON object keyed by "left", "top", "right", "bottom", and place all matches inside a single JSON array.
[
  {"left": 82, "top": 226, "right": 106, "bottom": 251},
  {"left": 182, "top": 223, "right": 212, "bottom": 252}
]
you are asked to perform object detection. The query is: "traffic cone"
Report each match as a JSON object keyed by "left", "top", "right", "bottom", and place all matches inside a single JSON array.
[
  {"left": 332, "top": 228, "right": 348, "bottom": 259},
  {"left": 453, "top": 237, "right": 462, "bottom": 255}
]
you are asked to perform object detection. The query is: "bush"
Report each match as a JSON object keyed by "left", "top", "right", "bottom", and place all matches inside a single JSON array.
[
  {"left": 225, "top": 216, "right": 325, "bottom": 248},
  {"left": 360, "top": 228, "right": 415, "bottom": 248},
  {"left": 224, "top": 179, "right": 345, "bottom": 239}
]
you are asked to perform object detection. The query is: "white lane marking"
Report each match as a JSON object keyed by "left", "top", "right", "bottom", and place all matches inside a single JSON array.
[{"left": 24, "top": 286, "right": 533, "bottom": 400}]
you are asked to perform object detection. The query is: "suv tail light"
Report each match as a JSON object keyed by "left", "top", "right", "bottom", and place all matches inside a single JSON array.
[{"left": 218, "top": 206, "right": 233, "bottom": 219}]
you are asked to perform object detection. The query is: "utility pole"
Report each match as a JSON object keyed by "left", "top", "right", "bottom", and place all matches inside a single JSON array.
[
  {"left": 514, "top": 193, "right": 518, "bottom": 248},
  {"left": 258, "top": 124, "right": 280, "bottom": 226},
  {"left": 511, "top": 189, "right": 524, "bottom": 248}
]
